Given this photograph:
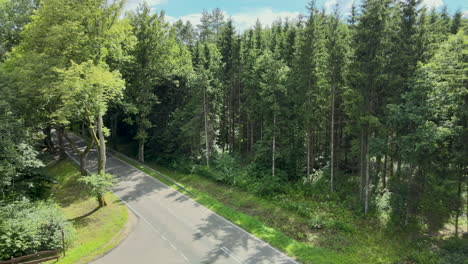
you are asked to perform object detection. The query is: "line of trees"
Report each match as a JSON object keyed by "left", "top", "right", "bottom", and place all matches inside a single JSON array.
[{"left": 1, "top": 0, "right": 466, "bottom": 238}]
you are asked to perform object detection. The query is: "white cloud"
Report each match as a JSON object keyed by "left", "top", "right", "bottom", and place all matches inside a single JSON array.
[
  {"left": 420, "top": 0, "right": 444, "bottom": 10},
  {"left": 322, "top": 0, "right": 355, "bottom": 17},
  {"left": 171, "top": 13, "right": 203, "bottom": 26},
  {"left": 168, "top": 8, "right": 300, "bottom": 32},
  {"left": 324, "top": 0, "right": 338, "bottom": 11},
  {"left": 231, "top": 8, "right": 300, "bottom": 31},
  {"left": 123, "top": 0, "right": 167, "bottom": 11},
  {"left": 463, "top": 10, "right": 468, "bottom": 18}
]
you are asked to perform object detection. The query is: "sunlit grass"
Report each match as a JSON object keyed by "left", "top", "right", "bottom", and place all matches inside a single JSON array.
[{"left": 46, "top": 160, "right": 128, "bottom": 264}]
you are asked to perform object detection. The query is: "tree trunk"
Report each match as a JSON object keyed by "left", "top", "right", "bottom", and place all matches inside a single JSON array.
[
  {"left": 260, "top": 121, "right": 263, "bottom": 141},
  {"left": 81, "top": 122, "right": 86, "bottom": 136},
  {"left": 43, "top": 126, "right": 55, "bottom": 153},
  {"left": 330, "top": 86, "right": 335, "bottom": 192},
  {"left": 203, "top": 85, "right": 210, "bottom": 167},
  {"left": 238, "top": 82, "right": 242, "bottom": 154},
  {"left": 79, "top": 154, "right": 88, "bottom": 176},
  {"left": 360, "top": 128, "right": 364, "bottom": 202},
  {"left": 250, "top": 121, "right": 254, "bottom": 154},
  {"left": 97, "top": 194, "right": 107, "bottom": 207},
  {"left": 57, "top": 127, "right": 66, "bottom": 159},
  {"left": 307, "top": 128, "right": 311, "bottom": 182},
  {"left": 383, "top": 152, "right": 387, "bottom": 189},
  {"left": 138, "top": 140, "right": 145, "bottom": 163},
  {"left": 364, "top": 126, "right": 370, "bottom": 214},
  {"left": 64, "top": 130, "right": 93, "bottom": 176},
  {"left": 97, "top": 115, "right": 106, "bottom": 174},
  {"left": 455, "top": 171, "right": 462, "bottom": 237},
  {"left": 272, "top": 114, "right": 276, "bottom": 178}
]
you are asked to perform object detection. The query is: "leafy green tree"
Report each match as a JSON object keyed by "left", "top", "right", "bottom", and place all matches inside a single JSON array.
[
  {"left": 387, "top": 31, "right": 467, "bottom": 231},
  {"left": 78, "top": 173, "right": 115, "bottom": 207},
  {"left": 0, "top": 101, "right": 44, "bottom": 199},
  {"left": 58, "top": 61, "right": 125, "bottom": 174},
  {"left": 0, "top": 0, "right": 38, "bottom": 60},
  {"left": 2, "top": 0, "right": 131, "bottom": 173}
]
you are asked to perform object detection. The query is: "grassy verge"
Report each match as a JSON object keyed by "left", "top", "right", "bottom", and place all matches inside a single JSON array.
[
  {"left": 46, "top": 160, "right": 128, "bottom": 264},
  {"left": 111, "top": 152, "right": 351, "bottom": 264}
]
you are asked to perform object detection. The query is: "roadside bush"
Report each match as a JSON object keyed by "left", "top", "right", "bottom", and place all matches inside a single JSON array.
[
  {"left": 248, "top": 170, "right": 286, "bottom": 196},
  {"left": 170, "top": 158, "right": 194, "bottom": 174},
  {"left": 307, "top": 214, "right": 328, "bottom": 230},
  {"left": 191, "top": 165, "right": 215, "bottom": 180},
  {"left": 78, "top": 173, "right": 115, "bottom": 207},
  {"left": 212, "top": 153, "right": 240, "bottom": 185},
  {"left": 0, "top": 199, "right": 75, "bottom": 260}
]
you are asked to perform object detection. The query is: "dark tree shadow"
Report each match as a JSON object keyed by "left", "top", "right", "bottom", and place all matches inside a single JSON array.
[
  {"left": 68, "top": 205, "right": 101, "bottom": 223},
  {"left": 193, "top": 213, "right": 295, "bottom": 264}
]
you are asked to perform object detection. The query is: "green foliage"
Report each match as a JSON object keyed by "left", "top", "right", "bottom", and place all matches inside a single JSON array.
[
  {"left": 78, "top": 173, "right": 115, "bottom": 201},
  {"left": 0, "top": 101, "right": 45, "bottom": 199},
  {"left": 0, "top": 0, "right": 38, "bottom": 59},
  {"left": 211, "top": 153, "right": 239, "bottom": 184},
  {"left": 57, "top": 60, "right": 125, "bottom": 123},
  {"left": 124, "top": 3, "right": 191, "bottom": 151},
  {"left": 0, "top": 199, "right": 75, "bottom": 260}
]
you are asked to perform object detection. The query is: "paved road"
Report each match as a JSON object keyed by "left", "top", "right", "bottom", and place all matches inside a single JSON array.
[{"left": 64, "top": 134, "right": 299, "bottom": 264}]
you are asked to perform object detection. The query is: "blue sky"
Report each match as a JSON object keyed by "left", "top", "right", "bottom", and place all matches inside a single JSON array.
[{"left": 124, "top": 0, "right": 468, "bottom": 31}]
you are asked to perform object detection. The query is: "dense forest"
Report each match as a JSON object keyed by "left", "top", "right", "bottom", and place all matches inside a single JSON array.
[{"left": 0, "top": 0, "right": 467, "bottom": 263}]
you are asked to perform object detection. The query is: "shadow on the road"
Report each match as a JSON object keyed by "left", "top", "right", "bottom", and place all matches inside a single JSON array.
[
  {"left": 194, "top": 213, "right": 293, "bottom": 264},
  {"left": 108, "top": 159, "right": 167, "bottom": 202},
  {"left": 164, "top": 190, "right": 191, "bottom": 203}
]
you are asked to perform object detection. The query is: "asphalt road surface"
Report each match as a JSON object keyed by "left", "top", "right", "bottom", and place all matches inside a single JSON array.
[{"left": 64, "top": 134, "right": 300, "bottom": 264}]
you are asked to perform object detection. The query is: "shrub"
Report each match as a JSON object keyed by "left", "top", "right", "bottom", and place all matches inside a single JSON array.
[
  {"left": 249, "top": 170, "right": 286, "bottom": 196},
  {"left": 191, "top": 165, "right": 215, "bottom": 180},
  {"left": 78, "top": 173, "right": 115, "bottom": 206},
  {"left": 212, "top": 153, "right": 239, "bottom": 185},
  {"left": 0, "top": 199, "right": 75, "bottom": 260},
  {"left": 437, "top": 238, "right": 468, "bottom": 264},
  {"left": 170, "top": 158, "right": 194, "bottom": 174},
  {"left": 307, "top": 214, "right": 328, "bottom": 230}
]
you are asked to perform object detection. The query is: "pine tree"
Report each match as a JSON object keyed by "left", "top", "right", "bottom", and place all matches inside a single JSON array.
[
  {"left": 255, "top": 50, "right": 289, "bottom": 177},
  {"left": 326, "top": 5, "right": 350, "bottom": 191},
  {"left": 293, "top": 1, "right": 328, "bottom": 181},
  {"left": 352, "top": 0, "right": 392, "bottom": 213}
]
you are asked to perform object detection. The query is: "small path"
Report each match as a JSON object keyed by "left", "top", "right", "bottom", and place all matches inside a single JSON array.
[{"left": 64, "top": 134, "right": 300, "bottom": 264}]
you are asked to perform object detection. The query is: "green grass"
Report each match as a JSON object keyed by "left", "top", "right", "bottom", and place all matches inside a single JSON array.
[{"left": 46, "top": 160, "right": 128, "bottom": 264}]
